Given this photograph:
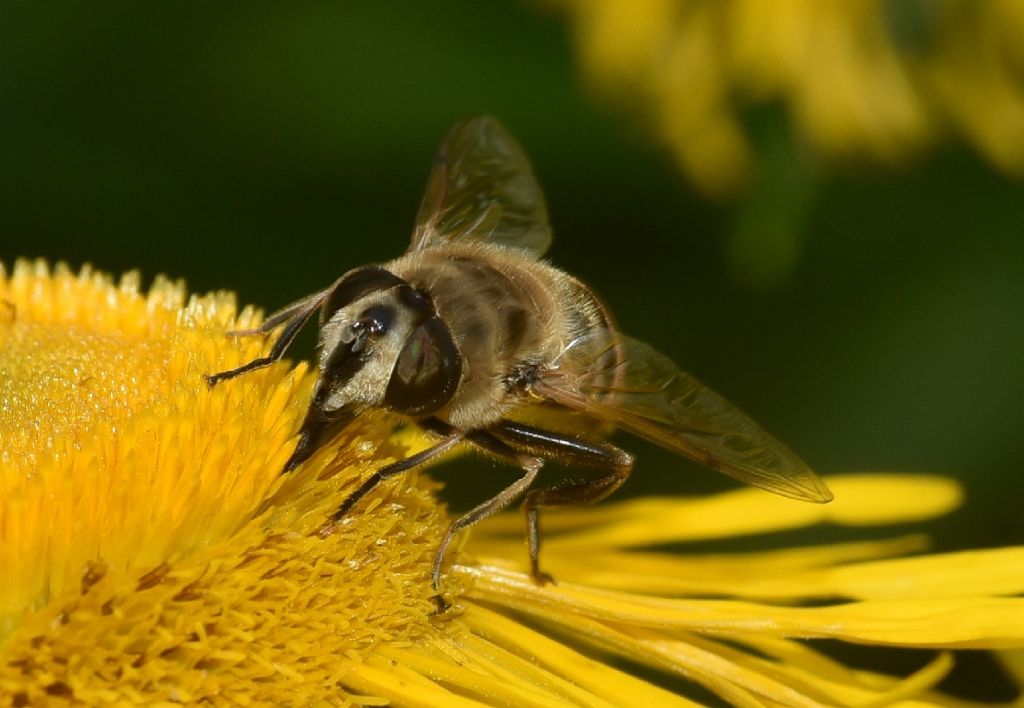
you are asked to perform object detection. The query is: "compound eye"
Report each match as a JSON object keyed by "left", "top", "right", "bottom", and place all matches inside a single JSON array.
[
  {"left": 384, "top": 316, "right": 461, "bottom": 416},
  {"left": 320, "top": 266, "right": 406, "bottom": 326}
]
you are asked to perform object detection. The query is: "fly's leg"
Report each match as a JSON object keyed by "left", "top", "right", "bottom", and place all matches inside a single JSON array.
[
  {"left": 327, "top": 418, "right": 542, "bottom": 594},
  {"left": 489, "top": 420, "right": 634, "bottom": 585},
  {"left": 319, "top": 418, "right": 470, "bottom": 613},
  {"left": 205, "top": 290, "right": 327, "bottom": 386},
  {"left": 430, "top": 429, "right": 543, "bottom": 591},
  {"left": 225, "top": 290, "right": 329, "bottom": 338},
  {"left": 331, "top": 427, "right": 465, "bottom": 521}
]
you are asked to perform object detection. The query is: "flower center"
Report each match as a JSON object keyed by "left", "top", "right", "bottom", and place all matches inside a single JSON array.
[{"left": 0, "top": 321, "right": 170, "bottom": 472}]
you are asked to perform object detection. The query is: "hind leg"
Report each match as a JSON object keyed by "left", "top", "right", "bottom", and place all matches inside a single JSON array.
[{"left": 488, "top": 420, "right": 634, "bottom": 584}]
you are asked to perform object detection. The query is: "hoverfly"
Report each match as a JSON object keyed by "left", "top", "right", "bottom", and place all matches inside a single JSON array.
[{"left": 206, "top": 117, "right": 832, "bottom": 590}]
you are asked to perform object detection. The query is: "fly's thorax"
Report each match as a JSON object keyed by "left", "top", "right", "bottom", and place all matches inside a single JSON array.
[{"left": 386, "top": 242, "right": 611, "bottom": 429}]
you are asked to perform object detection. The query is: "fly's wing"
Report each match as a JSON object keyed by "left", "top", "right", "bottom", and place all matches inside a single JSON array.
[
  {"left": 535, "top": 332, "right": 833, "bottom": 503},
  {"left": 410, "top": 116, "right": 552, "bottom": 257}
]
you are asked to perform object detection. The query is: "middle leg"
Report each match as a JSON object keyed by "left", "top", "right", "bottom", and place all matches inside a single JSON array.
[
  {"left": 332, "top": 423, "right": 465, "bottom": 521},
  {"left": 431, "top": 430, "right": 543, "bottom": 590}
]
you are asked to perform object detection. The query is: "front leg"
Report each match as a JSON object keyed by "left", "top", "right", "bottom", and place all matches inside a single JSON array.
[{"left": 205, "top": 289, "right": 327, "bottom": 386}]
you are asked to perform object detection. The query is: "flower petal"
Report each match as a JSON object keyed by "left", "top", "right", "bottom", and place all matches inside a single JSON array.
[
  {"left": 475, "top": 474, "right": 962, "bottom": 547},
  {"left": 461, "top": 565, "right": 1024, "bottom": 648}
]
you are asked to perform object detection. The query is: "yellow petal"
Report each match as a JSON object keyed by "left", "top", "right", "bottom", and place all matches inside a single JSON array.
[
  {"left": 470, "top": 535, "right": 932, "bottom": 597},
  {"left": 547, "top": 0, "right": 1024, "bottom": 191},
  {"left": 475, "top": 474, "right": 962, "bottom": 547},
  {"left": 461, "top": 564, "right": 1024, "bottom": 647}
]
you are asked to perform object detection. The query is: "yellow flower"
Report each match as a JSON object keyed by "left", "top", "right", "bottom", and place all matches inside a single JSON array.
[
  {"left": 2, "top": 260, "right": 1023, "bottom": 705},
  {"left": 547, "top": 0, "right": 1024, "bottom": 197}
]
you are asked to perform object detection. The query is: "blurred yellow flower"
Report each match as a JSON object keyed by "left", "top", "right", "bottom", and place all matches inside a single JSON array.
[
  {"left": 548, "top": 0, "right": 1024, "bottom": 197},
  {"left": 2, "top": 260, "right": 1023, "bottom": 705}
]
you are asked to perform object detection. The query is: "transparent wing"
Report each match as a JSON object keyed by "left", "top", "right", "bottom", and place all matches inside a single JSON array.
[
  {"left": 410, "top": 116, "right": 552, "bottom": 257},
  {"left": 535, "top": 332, "right": 833, "bottom": 503}
]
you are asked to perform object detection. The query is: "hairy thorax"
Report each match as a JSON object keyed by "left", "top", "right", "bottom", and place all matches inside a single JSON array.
[{"left": 386, "top": 242, "right": 610, "bottom": 430}]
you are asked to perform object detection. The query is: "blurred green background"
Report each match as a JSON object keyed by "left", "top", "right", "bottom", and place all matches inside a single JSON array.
[{"left": 2, "top": 1, "right": 1023, "bottom": 558}]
